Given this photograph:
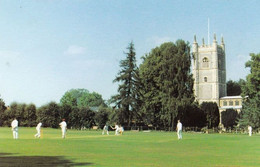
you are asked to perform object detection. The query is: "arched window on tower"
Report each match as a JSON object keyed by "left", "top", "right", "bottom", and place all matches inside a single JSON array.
[
  {"left": 202, "top": 57, "right": 209, "bottom": 68},
  {"left": 204, "top": 77, "right": 207, "bottom": 82}
]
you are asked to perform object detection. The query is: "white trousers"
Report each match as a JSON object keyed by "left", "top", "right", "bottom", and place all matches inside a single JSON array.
[
  {"left": 115, "top": 129, "right": 119, "bottom": 135},
  {"left": 177, "top": 130, "right": 182, "bottom": 139},
  {"left": 13, "top": 128, "right": 18, "bottom": 139},
  {"left": 62, "top": 129, "right": 66, "bottom": 138},
  {"left": 35, "top": 129, "right": 41, "bottom": 138},
  {"left": 102, "top": 130, "right": 109, "bottom": 135}
]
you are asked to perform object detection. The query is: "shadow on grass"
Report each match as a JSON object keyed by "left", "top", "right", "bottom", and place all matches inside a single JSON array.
[{"left": 0, "top": 153, "right": 93, "bottom": 167}]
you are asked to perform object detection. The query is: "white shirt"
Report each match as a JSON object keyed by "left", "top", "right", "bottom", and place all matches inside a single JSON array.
[
  {"left": 59, "top": 121, "right": 67, "bottom": 130},
  {"left": 11, "top": 119, "right": 18, "bottom": 129},
  {"left": 36, "top": 122, "right": 42, "bottom": 130},
  {"left": 103, "top": 125, "right": 108, "bottom": 130},
  {"left": 115, "top": 125, "right": 119, "bottom": 130},
  {"left": 177, "top": 122, "right": 182, "bottom": 131}
]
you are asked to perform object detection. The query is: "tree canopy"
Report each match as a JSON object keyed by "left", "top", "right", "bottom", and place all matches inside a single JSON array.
[
  {"left": 226, "top": 79, "right": 245, "bottom": 96},
  {"left": 139, "top": 40, "right": 194, "bottom": 129},
  {"left": 60, "top": 88, "right": 105, "bottom": 108},
  {"left": 239, "top": 53, "right": 260, "bottom": 128}
]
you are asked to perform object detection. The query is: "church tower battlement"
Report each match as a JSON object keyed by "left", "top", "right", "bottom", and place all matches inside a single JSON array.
[{"left": 192, "top": 34, "right": 226, "bottom": 105}]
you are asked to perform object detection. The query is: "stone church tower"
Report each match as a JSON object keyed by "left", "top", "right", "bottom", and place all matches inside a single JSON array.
[{"left": 192, "top": 34, "right": 227, "bottom": 105}]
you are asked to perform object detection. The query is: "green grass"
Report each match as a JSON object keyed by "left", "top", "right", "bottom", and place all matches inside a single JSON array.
[{"left": 0, "top": 127, "right": 259, "bottom": 167}]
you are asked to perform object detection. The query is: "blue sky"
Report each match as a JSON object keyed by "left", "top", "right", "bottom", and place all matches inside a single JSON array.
[{"left": 0, "top": 0, "right": 259, "bottom": 106}]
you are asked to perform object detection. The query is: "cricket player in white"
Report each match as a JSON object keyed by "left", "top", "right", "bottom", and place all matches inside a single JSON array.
[
  {"left": 59, "top": 119, "right": 67, "bottom": 139},
  {"left": 111, "top": 124, "right": 120, "bottom": 135},
  {"left": 102, "top": 124, "right": 109, "bottom": 135},
  {"left": 119, "top": 125, "right": 124, "bottom": 135},
  {"left": 34, "top": 122, "right": 42, "bottom": 138},
  {"left": 11, "top": 118, "right": 18, "bottom": 139},
  {"left": 248, "top": 125, "right": 252, "bottom": 136},
  {"left": 176, "top": 120, "right": 182, "bottom": 140}
]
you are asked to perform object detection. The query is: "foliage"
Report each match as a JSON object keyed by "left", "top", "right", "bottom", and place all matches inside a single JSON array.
[
  {"left": 59, "top": 104, "right": 73, "bottom": 123},
  {"left": 139, "top": 40, "right": 194, "bottom": 129},
  {"left": 67, "top": 106, "right": 96, "bottom": 129},
  {"left": 226, "top": 79, "right": 244, "bottom": 96},
  {"left": 221, "top": 109, "right": 239, "bottom": 128},
  {"left": 23, "top": 104, "right": 37, "bottom": 127},
  {"left": 78, "top": 107, "right": 96, "bottom": 129},
  {"left": 239, "top": 53, "right": 260, "bottom": 128},
  {"left": 60, "top": 88, "right": 105, "bottom": 108},
  {"left": 78, "top": 92, "right": 106, "bottom": 108},
  {"left": 200, "top": 102, "right": 220, "bottom": 128},
  {"left": 0, "top": 97, "right": 7, "bottom": 126},
  {"left": 36, "top": 102, "right": 60, "bottom": 128},
  {"left": 0, "top": 89, "right": 108, "bottom": 129},
  {"left": 111, "top": 42, "right": 139, "bottom": 126},
  {"left": 178, "top": 103, "right": 206, "bottom": 128},
  {"left": 94, "top": 107, "right": 111, "bottom": 128}
]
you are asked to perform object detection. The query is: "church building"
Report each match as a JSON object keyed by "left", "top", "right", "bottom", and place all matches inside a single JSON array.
[{"left": 192, "top": 34, "right": 242, "bottom": 125}]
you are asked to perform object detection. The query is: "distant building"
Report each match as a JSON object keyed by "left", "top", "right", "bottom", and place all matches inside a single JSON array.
[
  {"left": 219, "top": 96, "right": 243, "bottom": 112},
  {"left": 192, "top": 34, "right": 242, "bottom": 125}
]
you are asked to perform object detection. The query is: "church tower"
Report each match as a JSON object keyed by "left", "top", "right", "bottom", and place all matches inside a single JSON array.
[{"left": 192, "top": 34, "right": 227, "bottom": 105}]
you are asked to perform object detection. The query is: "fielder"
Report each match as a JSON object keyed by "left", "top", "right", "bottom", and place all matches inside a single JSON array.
[
  {"left": 111, "top": 124, "right": 120, "bottom": 135},
  {"left": 11, "top": 118, "right": 19, "bottom": 139},
  {"left": 176, "top": 120, "right": 182, "bottom": 140},
  {"left": 102, "top": 124, "right": 109, "bottom": 135},
  {"left": 119, "top": 125, "right": 124, "bottom": 135},
  {"left": 248, "top": 125, "right": 252, "bottom": 136},
  {"left": 34, "top": 122, "right": 42, "bottom": 138},
  {"left": 59, "top": 119, "right": 67, "bottom": 139}
]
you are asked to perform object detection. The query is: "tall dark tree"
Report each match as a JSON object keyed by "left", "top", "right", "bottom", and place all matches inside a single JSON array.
[
  {"left": 139, "top": 40, "right": 194, "bottom": 129},
  {"left": 200, "top": 102, "right": 220, "bottom": 128},
  {"left": 226, "top": 80, "right": 244, "bottom": 96},
  {"left": 239, "top": 53, "right": 260, "bottom": 128},
  {"left": 221, "top": 109, "right": 239, "bottom": 128},
  {"left": 111, "top": 42, "right": 139, "bottom": 126}
]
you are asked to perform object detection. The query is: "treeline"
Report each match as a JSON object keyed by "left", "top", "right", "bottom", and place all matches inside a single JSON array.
[{"left": 0, "top": 89, "right": 112, "bottom": 129}]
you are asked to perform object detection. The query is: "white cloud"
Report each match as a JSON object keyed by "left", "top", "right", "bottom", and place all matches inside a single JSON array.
[{"left": 64, "top": 45, "right": 86, "bottom": 55}]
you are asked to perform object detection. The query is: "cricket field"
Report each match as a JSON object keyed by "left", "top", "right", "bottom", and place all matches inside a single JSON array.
[{"left": 0, "top": 127, "right": 259, "bottom": 167}]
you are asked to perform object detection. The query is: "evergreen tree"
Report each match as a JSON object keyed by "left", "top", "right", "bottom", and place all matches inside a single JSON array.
[
  {"left": 111, "top": 42, "right": 139, "bottom": 126},
  {"left": 239, "top": 53, "right": 260, "bottom": 128},
  {"left": 139, "top": 40, "right": 194, "bottom": 129}
]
